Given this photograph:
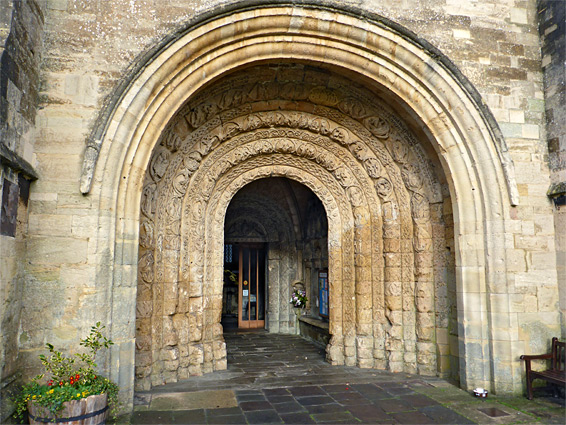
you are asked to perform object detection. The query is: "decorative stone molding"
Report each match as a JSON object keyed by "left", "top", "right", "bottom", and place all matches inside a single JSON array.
[
  {"left": 80, "top": 1, "right": 518, "bottom": 206},
  {"left": 133, "top": 66, "right": 450, "bottom": 388},
  {"left": 86, "top": 2, "right": 529, "bottom": 406}
]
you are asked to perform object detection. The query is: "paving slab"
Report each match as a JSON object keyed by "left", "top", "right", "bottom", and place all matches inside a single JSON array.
[
  {"left": 205, "top": 415, "right": 247, "bottom": 424},
  {"left": 279, "top": 412, "right": 316, "bottom": 424},
  {"left": 263, "top": 388, "right": 291, "bottom": 396},
  {"left": 130, "top": 410, "right": 176, "bottom": 424},
  {"left": 243, "top": 409, "right": 282, "bottom": 424},
  {"left": 235, "top": 394, "right": 266, "bottom": 402},
  {"left": 265, "top": 394, "right": 294, "bottom": 403},
  {"left": 321, "top": 384, "right": 353, "bottom": 393},
  {"left": 331, "top": 390, "right": 372, "bottom": 405},
  {"left": 374, "top": 397, "right": 414, "bottom": 413},
  {"left": 402, "top": 393, "right": 440, "bottom": 407},
  {"left": 290, "top": 386, "right": 327, "bottom": 397},
  {"left": 128, "top": 331, "right": 566, "bottom": 425},
  {"left": 204, "top": 406, "right": 242, "bottom": 417},
  {"left": 420, "top": 404, "right": 476, "bottom": 424},
  {"left": 304, "top": 403, "right": 344, "bottom": 414},
  {"left": 345, "top": 403, "right": 390, "bottom": 422},
  {"left": 391, "top": 410, "right": 436, "bottom": 424},
  {"left": 297, "top": 395, "right": 336, "bottom": 406},
  {"left": 171, "top": 409, "right": 206, "bottom": 424},
  {"left": 310, "top": 411, "right": 358, "bottom": 423},
  {"left": 239, "top": 400, "right": 273, "bottom": 411},
  {"left": 271, "top": 400, "right": 306, "bottom": 413},
  {"left": 149, "top": 390, "right": 238, "bottom": 411}
]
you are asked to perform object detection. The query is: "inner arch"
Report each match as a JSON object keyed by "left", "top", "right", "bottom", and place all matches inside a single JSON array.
[{"left": 222, "top": 177, "right": 328, "bottom": 333}]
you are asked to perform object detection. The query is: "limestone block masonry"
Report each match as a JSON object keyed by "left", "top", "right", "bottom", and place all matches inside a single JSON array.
[
  {"left": 537, "top": 0, "right": 566, "bottom": 337},
  {"left": 0, "top": 0, "right": 43, "bottom": 421},
  {"left": 0, "top": 0, "right": 562, "bottom": 416}
]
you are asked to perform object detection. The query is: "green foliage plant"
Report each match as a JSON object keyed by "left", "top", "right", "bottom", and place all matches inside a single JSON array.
[{"left": 11, "top": 322, "right": 119, "bottom": 422}]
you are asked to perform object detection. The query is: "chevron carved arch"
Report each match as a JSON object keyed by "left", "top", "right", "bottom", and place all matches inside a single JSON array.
[
  {"left": 93, "top": 3, "right": 519, "bottom": 402},
  {"left": 134, "top": 65, "right": 450, "bottom": 390}
]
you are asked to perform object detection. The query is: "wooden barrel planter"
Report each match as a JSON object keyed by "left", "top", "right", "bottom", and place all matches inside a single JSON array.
[{"left": 28, "top": 394, "right": 108, "bottom": 425}]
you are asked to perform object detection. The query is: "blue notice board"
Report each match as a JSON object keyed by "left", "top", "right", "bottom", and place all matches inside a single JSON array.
[{"left": 319, "top": 271, "right": 328, "bottom": 318}]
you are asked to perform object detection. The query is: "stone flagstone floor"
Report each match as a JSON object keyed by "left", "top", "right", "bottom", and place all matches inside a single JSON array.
[{"left": 128, "top": 331, "right": 565, "bottom": 424}]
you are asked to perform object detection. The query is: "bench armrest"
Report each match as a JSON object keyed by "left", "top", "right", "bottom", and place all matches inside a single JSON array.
[
  {"left": 520, "top": 353, "right": 553, "bottom": 374},
  {"left": 520, "top": 353, "right": 552, "bottom": 361}
]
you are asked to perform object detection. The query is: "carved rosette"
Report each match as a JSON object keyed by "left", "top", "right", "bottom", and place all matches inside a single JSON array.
[{"left": 135, "top": 65, "right": 452, "bottom": 390}]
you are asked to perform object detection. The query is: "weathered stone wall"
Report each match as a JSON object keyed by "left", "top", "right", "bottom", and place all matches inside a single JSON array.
[
  {"left": 5, "top": 0, "right": 560, "bottom": 412},
  {"left": 0, "top": 174, "right": 31, "bottom": 422},
  {"left": 0, "top": 0, "right": 12, "bottom": 61},
  {"left": 0, "top": 0, "right": 43, "bottom": 421},
  {"left": 537, "top": 0, "right": 566, "bottom": 338}
]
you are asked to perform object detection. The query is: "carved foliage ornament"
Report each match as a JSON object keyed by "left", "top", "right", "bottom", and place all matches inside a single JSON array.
[{"left": 136, "top": 66, "right": 445, "bottom": 383}]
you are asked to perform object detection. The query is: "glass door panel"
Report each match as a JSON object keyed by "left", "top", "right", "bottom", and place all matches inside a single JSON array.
[
  {"left": 241, "top": 247, "right": 249, "bottom": 322},
  {"left": 250, "top": 249, "right": 257, "bottom": 321},
  {"left": 258, "top": 250, "right": 265, "bottom": 320}
]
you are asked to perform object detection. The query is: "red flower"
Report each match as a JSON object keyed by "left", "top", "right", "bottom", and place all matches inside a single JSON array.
[
  {"left": 47, "top": 380, "right": 53, "bottom": 386},
  {"left": 59, "top": 381, "right": 64, "bottom": 386},
  {"left": 75, "top": 374, "right": 80, "bottom": 380}
]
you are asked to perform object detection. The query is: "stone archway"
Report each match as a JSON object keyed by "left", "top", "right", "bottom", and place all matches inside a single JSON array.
[
  {"left": 134, "top": 64, "right": 456, "bottom": 391},
  {"left": 222, "top": 178, "right": 317, "bottom": 333},
  {"left": 83, "top": 3, "right": 521, "bottom": 408}
]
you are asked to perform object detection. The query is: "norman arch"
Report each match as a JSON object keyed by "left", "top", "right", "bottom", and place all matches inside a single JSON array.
[
  {"left": 134, "top": 64, "right": 456, "bottom": 392},
  {"left": 222, "top": 177, "right": 315, "bottom": 332},
  {"left": 84, "top": 2, "right": 520, "bottom": 408}
]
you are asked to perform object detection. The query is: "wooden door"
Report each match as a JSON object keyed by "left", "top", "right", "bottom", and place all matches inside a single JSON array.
[{"left": 238, "top": 245, "right": 266, "bottom": 329}]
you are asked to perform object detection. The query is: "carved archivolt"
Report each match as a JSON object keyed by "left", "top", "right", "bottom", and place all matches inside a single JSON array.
[{"left": 135, "top": 65, "right": 452, "bottom": 390}]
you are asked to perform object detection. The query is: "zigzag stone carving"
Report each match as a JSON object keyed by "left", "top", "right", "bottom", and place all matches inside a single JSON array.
[{"left": 135, "top": 65, "right": 452, "bottom": 390}]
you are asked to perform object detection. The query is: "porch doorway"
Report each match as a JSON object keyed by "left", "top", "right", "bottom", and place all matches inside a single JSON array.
[
  {"left": 222, "top": 243, "right": 266, "bottom": 330},
  {"left": 221, "top": 177, "right": 329, "bottom": 334}
]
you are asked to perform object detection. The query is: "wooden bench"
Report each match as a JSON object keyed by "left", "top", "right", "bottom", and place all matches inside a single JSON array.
[{"left": 520, "top": 337, "right": 565, "bottom": 400}]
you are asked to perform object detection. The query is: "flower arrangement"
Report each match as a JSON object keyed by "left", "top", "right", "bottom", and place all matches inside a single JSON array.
[
  {"left": 11, "top": 322, "right": 119, "bottom": 422},
  {"left": 290, "top": 288, "right": 308, "bottom": 308}
]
